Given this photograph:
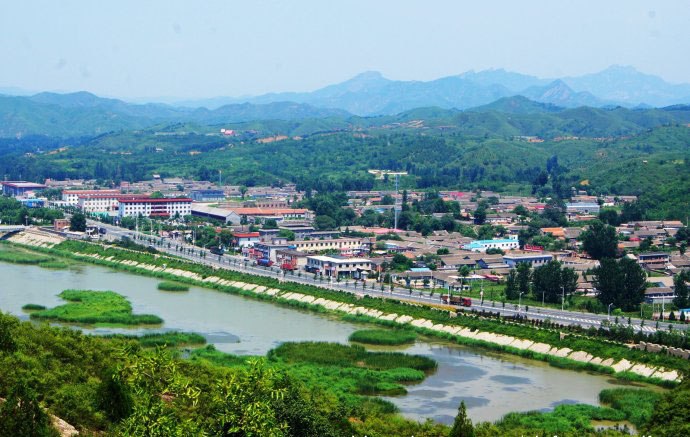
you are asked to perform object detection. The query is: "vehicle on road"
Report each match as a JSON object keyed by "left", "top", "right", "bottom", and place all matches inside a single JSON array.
[
  {"left": 441, "top": 294, "right": 472, "bottom": 307},
  {"left": 210, "top": 246, "right": 224, "bottom": 256},
  {"left": 257, "top": 258, "right": 273, "bottom": 267}
]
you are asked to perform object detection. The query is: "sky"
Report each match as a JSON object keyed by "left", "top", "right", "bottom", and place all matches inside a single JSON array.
[{"left": 1, "top": 0, "right": 689, "bottom": 101}]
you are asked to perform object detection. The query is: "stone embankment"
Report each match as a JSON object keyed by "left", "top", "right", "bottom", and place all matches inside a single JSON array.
[{"left": 6, "top": 231, "right": 681, "bottom": 383}]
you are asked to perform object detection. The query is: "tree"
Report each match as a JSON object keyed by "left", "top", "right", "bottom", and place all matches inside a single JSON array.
[
  {"left": 0, "top": 380, "right": 59, "bottom": 437},
  {"left": 457, "top": 265, "right": 471, "bottom": 291},
  {"left": 473, "top": 206, "right": 487, "bottom": 225},
  {"left": 69, "top": 212, "right": 86, "bottom": 232},
  {"left": 531, "top": 261, "right": 578, "bottom": 303},
  {"left": 449, "top": 401, "right": 474, "bottom": 437},
  {"left": 580, "top": 220, "right": 618, "bottom": 260},
  {"left": 149, "top": 191, "right": 164, "bottom": 199},
  {"left": 504, "top": 269, "right": 519, "bottom": 300},
  {"left": 314, "top": 215, "right": 336, "bottom": 230},
  {"left": 643, "top": 379, "right": 690, "bottom": 436},
  {"left": 673, "top": 271, "right": 690, "bottom": 310},
  {"left": 277, "top": 229, "right": 296, "bottom": 241},
  {"left": 593, "top": 257, "right": 647, "bottom": 311},
  {"left": 239, "top": 185, "right": 248, "bottom": 199},
  {"left": 516, "top": 262, "right": 531, "bottom": 297}
]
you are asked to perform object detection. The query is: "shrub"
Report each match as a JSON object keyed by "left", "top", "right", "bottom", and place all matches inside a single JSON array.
[
  {"left": 348, "top": 329, "right": 417, "bottom": 345},
  {"left": 157, "top": 281, "right": 190, "bottom": 292}
]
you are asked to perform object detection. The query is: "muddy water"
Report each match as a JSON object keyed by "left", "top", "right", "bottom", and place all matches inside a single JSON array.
[{"left": 0, "top": 255, "right": 654, "bottom": 424}]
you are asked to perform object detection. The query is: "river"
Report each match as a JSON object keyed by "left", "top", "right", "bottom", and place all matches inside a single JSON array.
[{"left": 0, "top": 256, "right": 652, "bottom": 425}]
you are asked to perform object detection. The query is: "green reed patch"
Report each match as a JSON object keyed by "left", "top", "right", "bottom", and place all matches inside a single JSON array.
[
  {"left": 349, "top": 329, "right": 417, "bottom": 345},
  {"left": 157, "top": 281, "right": 190, "bottom": 292},
  {"left": 103, "top": 331, "right": 205, "bottom": 348},
  {"left": 29, "top": 289, "right": 163, "bottom": 325},
  {"left": 268, "top": 341, "right": 436, "bottom": 372},
  {"left": 21, "top": 303, "right": 46, "bottom": 311}
]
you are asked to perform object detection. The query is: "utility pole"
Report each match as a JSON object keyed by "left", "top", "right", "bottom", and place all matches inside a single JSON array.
[
  {"left": 218, "top": 169, "right": 222, "bottom": 186},
  {"left": 394, "top": 173, "right": 399, "bottom": 231}
]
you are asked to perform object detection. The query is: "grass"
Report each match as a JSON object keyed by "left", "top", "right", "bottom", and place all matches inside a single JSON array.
[
  {"left": 598, "top": 388, "right": 663, "bottom": 429},
  {"left": 0, "top": 248, "right": 52, "bottom": 264},
  {"left": 495, "top": 403, "right": 625, "bottom": 434},
  {"left": 349, "top": 329, "right": 417, "bottom": 345},
  {"left": 21, "top": 303, "right": 46, "bottom": 311},
  {"left": 268, "top": 342, "right": 437, "bottom": 372},
  {"left": 157, "top": 281, "right": 190, "bottom": 292},
  {"left": 38, "top": 261, "right": 69, "bottom": 269},
  {"left": 103, "top": 331, "right": 206, "bottom": 348},
  {"left": 29, "top": 289, "right": 163, "bottom": 326}
]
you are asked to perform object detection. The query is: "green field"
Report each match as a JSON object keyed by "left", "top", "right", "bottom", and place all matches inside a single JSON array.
[{"left": 157, "top": 281, "right": 190, "bottom": 292}]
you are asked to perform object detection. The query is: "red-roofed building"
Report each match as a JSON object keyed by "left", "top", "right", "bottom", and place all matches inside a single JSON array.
[
  {"left": 78, "top": 194, "right": 149, "bottom": 213},
  {"left": 232, "top": 232, "right": 260, "bottom": 247}
]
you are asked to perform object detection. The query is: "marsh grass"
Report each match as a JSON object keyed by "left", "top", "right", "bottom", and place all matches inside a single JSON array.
[
  {"left": 349, "top": 329, "right": 417, "bottom": 345},
  {"left": 30, "top": 289, "right": 163, "bottom": 325},
  {"left": 268, "top": 342, "right": 437, "bottom": 372},
  {"left": 103, "top": 331, "right": 206, "bottom": 348},
  {"left": 21, "top": 303, "right": 46, "bottom": 311},
  {"left": 598, "top": 388, "right": 662, "bottom": 429},
  {"left": 157, "top": 281, "right": 190, "bottom": 292}
]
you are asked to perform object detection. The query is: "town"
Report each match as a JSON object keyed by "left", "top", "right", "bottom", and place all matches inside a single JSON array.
[{"left": 3, "top": 175, "right": 689, "bottom": 326}]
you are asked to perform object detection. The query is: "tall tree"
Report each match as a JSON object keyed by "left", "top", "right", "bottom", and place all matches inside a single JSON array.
[
  {"left": 516, "top": 262, "right": 532, "bottom": 297},
  {"left": 449, "top": 401, "right": 474, "bottom": 437},
  {"left": 581, "top": 220, "right": 618, "bottom": 260},
  {"left": 673, "top": 271, "right": 690, "bottom": 310},
  {"left": 532, "top": 260, "right": 578, "bottom": 303},
  {"left": 504, "top": 269, "right": 519, "bottom": 300},
  {"left": 69, "top": 212, "right": 87, "bottom": 232},
  {"left": 593, "top": 257, "right": 647, "bottom": 311}
]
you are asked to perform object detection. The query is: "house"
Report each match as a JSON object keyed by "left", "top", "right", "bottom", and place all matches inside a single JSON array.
[
  {"left": 292, "top": 238, "right": 364, "bottom": 254},
  {"left": 275, "top": 249, "right": 308, "bottom": 270},
  {"left": 503, "top": 252, "right": 554, "bottom": 268},
  {"left": 462, "top": 236, "right": 520, "bottom": 253},
  {"left": 224, "top": 208, "right": 313, "bottom": 225},
  {"left": 118, "top": 198, "right": 192, "bottom": 218},
  {"left": 2, "top": 181, "right": 47, "bottom": 198},
  {"left": 190, "top": 189, "right": 225, "bottom": 202},
  {"left": 62, "top": 189, "right": 120, "bottom": 205},
  {"left": 305, "top": 255, "right": 373, "bottom": 279},
  {"left": 232, "top": 232, "right": 260, "bottom": 248},
  {"left": 566, "top": 202, "right": 600, "bottom": 215},
  {"left": 644, "top": 287, "right": 675, "bottom": 304},
  {"left": 637, "top": 252, "right": 671, "bottom": 266},
  {"left": 191, "top": 204, "right": 235, "bottom": 224},
  {"left": 252, "top": 241, "right": 292, "bottom": 262}
]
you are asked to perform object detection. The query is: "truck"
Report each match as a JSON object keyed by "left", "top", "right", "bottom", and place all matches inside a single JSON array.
[
  {"left": 441, "top": 294, "right": 472, "bottom": 307},
  {"left": 257, "top": 258, "right": 273, "bottom": 267},
  {"left": 210, "top": 246, "right": 224, "bottom": 256}
]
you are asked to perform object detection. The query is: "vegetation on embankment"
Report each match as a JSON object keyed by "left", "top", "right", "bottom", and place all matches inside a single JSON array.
[
  {"left": 15, "top": 239, "right": 690, "bottom": 382},
  {"left": 0, "top": 243, "right": 68, "bottom": 269},
  {"left": 157, "top": 281, "right": 189, "bottom": 292},
  {"left": 102, "top": 331, "right": 205, "bottom": 348},
  {"left": 1, "top": 309, "right": 684, "bottom": 436},
  {"left": 21, "top": 303, "right": 46, "bottom": 311},
  {"left": 28, "top": 289, "right": 163, "bottom": 326},
  {"left": 349, "top": 328, "right": 417, "bottom": 345}
]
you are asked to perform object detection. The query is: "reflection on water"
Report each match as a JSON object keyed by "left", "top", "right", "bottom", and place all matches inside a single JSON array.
[{"left": 0, "top": 257, "right": 659, "bottom": 424}]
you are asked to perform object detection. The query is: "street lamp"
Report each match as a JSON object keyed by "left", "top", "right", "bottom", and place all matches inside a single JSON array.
[
  {"left": 519, "top": 291, "right": 524, "bottom": 314},
  {"left": 608, "top": 303, "right": 614, "bottom": 322}
]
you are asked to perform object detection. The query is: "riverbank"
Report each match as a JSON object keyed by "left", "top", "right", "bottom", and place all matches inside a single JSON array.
[{"left": 3, "top": 233, "right": 685, "bottom": 386}]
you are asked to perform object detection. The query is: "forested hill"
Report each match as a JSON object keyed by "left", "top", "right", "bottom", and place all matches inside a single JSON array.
[
  {"left": 0, "top": 93, "right": 350, "bottom": 137},
  {"left": 3, "top": 116, "right": 690, "bottom": 218}
]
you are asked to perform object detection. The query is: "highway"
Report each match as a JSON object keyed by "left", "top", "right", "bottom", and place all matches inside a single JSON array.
[{"left": 87, "top": 219, "right": 683, "bottom": 333}]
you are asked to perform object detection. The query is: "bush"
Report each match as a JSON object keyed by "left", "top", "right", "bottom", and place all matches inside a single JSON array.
[
  {"left": 30, "top": 289, "right": 163, "bottom": 325},
  {"left": 157, "top": 281, "right": 190, "bottom": 292},
  {"left": 21, "top": 304, "right": 46, "bottom": 311},
  {"left": 348, "top": 329, "right": 417, "bottom": 345}
]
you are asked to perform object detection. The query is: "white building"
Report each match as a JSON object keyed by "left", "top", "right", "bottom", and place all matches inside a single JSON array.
[
  {"left": 78, "top": 194, "right": 148, "bottom": 213},
  {"left": 462, "top": 235, "right": 519, "bottom": 253},
  {"left": 118, "top": 198, "right": 192, "bottom": 218},
  {"left": 62, "top": 190, "right": 120, "bottom": 206},
  {"left": 305, "top": 255, "right": 373, "bottom": 279}
]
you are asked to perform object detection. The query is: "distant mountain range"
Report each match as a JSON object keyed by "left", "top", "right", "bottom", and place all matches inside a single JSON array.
[
  {"left": 177, "top": 66, "right": 690, "bottom": 115},
  {"left": 0, "top": 92, "right": 349, "bottom": 137},
  {"left": 1, "top": 65, "right": 690, "bottom": 137}
]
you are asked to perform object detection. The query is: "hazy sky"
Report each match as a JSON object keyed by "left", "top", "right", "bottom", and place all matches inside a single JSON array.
[{"left": 1, "top": 0, "right": 688, "bottom": 100}]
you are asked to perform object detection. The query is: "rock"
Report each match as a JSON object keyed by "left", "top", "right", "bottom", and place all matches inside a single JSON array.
[
  {"left": 611, "top": 359, "right": 633, "bottom": 373},
  {"left": 552, "top": 348, "right": 572, "bottom": 358},
  {"left": 629, "top": 363, "right": 656, "bottom": 378},
  {"left": 528, "top": 342, "right": 552, "bottom": 354},
  {"left": 509, "top": 339, "right": 534, "bottom": 350},
  {"left": 600, "top": 358, "right": 615, "bottom": 367},
  {"left": 567, "top": 351, "right": 594, "bottom": 363},
  {"left": 653, "top": 369, "right": 680, "bottom": 381}
]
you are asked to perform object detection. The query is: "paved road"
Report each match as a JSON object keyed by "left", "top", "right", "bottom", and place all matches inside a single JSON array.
[{"left": 87, "top": 220, "right": 683, "bottom": 333}]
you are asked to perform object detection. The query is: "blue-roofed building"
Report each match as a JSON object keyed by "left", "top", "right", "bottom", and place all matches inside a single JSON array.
[
  {"left": 190, "top": 189, "right": 225, "bottom": 202},
  {"left": 566, "top": 202, "right": 600, "bottom": 215},
  {"left": 462, "top": 236, "right": 519, "bottom": 253},
  {"left": 503, "top": 252, "right": 554, "bottom": 268}
]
